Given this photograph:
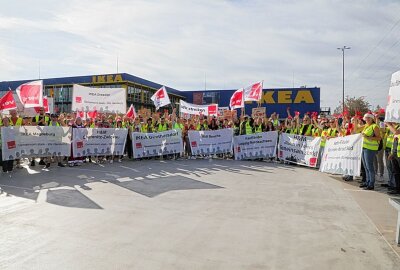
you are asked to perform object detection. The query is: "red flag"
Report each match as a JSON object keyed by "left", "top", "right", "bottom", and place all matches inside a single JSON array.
[
  {"left": 0, "top": 91, "right": 17, "bottom": 111},
  {"left": 125, "top": 104, "right": 137, "bottom": 119},
  {"left": 16, "top": 80, "right": 43, "bottom": 108},
  {"left": 87, "top": 110, "right": 98, "bottom": 119},
  {"left": 230, "top": 88, "right": 244, "bottom": 109},
  {"left": 151, "top": 86, "right": 171, "bottom": 110},
  {"left": 244, "top": 81, "right": 263, "bottom": 102},
  {"left": 76, "top": 110, "right": 85, "bottom": 119}
]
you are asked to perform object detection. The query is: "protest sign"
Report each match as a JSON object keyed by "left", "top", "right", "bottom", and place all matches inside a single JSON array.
[
  {"left": 278, "top": 133, "right": 321, "bottom": 167},
  {"left": 188, "top": 129, "right": 233, "bottom": 155},
  {"left": 72, "top": 128, "right": 128, "bottom": 157},
  {"left": 252, "top": 107, "right": 266, "bottom": 118},
  {"left": 233, "top": 131, "right": 278, "bottom": 160},
  {"left": 72, "top": 84, "right": 126, "bottom": 113},
  {"left": 131, "top": 129, "right": 183, "bottom": 158},
  {"left": 320, "top": 134, "right": 363, "bottom": 176},
  {"left": 179, "top": 100, "right": 218, "bottom": 116},
  {"left": 1, "top": 126, "right": 71, "bottom": 160},
  {"left": 385, "top": 70, "right": 400, "bottom": 122}
]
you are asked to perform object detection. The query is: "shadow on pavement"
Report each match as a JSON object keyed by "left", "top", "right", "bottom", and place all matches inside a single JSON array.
[{"left": 0, "top": 159, "right": 293, "bottom": 209}]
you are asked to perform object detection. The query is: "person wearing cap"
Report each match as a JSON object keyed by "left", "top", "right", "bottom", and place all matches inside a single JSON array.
[
  {"left": 373, "top": 115, "right": 385, "bottom": 181},
  {"left": 359, "top": 113, "right": 381, "bottom": 190}
]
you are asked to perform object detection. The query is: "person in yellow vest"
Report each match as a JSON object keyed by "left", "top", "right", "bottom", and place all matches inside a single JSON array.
[
  {"left": 359, "top": 113, "right": 381, "bottom": 190},
  {"left": 270, "top": 113, "right": 280, "bottom": 128},
  {"left": 141, "top": 118, "right": 154, "bottom": 133},
  {"left": 386, "top": 122, "right": 400, "bottom": 194},
  {"left": 297, "top": 115, "right": 313, "bottom": 136},
  {"left": 157, "top": 117, "right": 169, "bottom": 132},
  {"left": 384, "top": 122, "right": 398, "bottom": 191},
  {"left": 326, "top": 119, "right": 339, "bottom": 139},
  {"left": 254, "top": 117, "right": 265, "bottom": 133},
  {"left": 196, "top": 118, "right": 209, "bottom": 131},
  {"left": 239, "top": 116, "right": 254, "bottom": 135}
]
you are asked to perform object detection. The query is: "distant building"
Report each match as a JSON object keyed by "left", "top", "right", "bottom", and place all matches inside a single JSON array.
[{"left": 0, "top": 73, "right": 321, "bottom": 117}]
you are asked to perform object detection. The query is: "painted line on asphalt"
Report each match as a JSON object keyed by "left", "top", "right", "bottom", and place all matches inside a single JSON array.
[{"left": 0, "top": 184, "right": 37, "bottom": 191}]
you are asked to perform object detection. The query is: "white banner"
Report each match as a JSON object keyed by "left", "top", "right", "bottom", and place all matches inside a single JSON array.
[
  {"left": 72, "top": 128, "right": 128, "bottom": 158},
  {"left": 188, "top": 129, "right": 233, "bottom": 155},
  {"left": 131, "top": 129, "right": 183, "bottom": 158},
  {"left": 72, "top": 84, "right": 126, "bottom": 113},
  {"left": 179, "top": 100, "right": 218, "bottom": 116},
  {"left": 233, "top": 131, "right": 278, "bottom": 160},
  {"left": 320, "top": 134, "right": 363, "bottom": 177},
  {"left": 278, "top": 133, "right": 321, "bottom": 167},
  {"left": 385, "top": 70, "right": 400, "bottom": 123},
  {"left": 1, "top": 126, "right": 71, "bottom": 160}
]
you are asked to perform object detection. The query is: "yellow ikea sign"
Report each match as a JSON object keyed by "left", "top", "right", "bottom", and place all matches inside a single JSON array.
[
  {"left": 246, "top": 90, "right": 315, "bottom": 104},
  {"left": 92, "top": 74, "right": 123, "bottom": 83}
]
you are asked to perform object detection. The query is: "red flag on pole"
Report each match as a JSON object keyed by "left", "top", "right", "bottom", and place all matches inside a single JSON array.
[
  {"left": 0, "top": 91, "right": 17, "bottom": 111},
  {"left": 151, "top": 86, "right": 171, "bottom": 110},
  {"left": 244, "top": 81, "right": 263, "bottom": 102},
  {"left": 230, "top": 88, "right": 244, "bottom": 109},
  {"left": 16, "top": 80, "right": 43, "bottom": 108},
  {"left": 125, "top": 104, "right": 137, "bottom": 119}
]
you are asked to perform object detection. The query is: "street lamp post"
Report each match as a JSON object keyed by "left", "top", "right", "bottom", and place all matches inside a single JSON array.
[{"left": 337, "top": 46, "right": 351, "bottom": 114}]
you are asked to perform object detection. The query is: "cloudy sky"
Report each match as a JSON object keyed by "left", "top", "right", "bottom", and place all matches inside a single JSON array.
[{"left": 0, "top": 0, "right": 399, "bottom": 109}]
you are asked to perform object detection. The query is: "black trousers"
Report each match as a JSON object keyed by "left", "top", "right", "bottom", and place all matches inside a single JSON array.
[{"left": 390, "top": 157, "right": 400, "bottom": 191}]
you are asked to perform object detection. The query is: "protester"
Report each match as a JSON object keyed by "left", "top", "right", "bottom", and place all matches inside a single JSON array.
[{"left": 359, "top": 113, "right": 382, "bottom": 190}]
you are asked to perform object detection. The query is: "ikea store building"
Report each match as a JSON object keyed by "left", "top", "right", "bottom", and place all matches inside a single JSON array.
[{"left": 0, "top": 73, "right": 322, "bottom": 117}]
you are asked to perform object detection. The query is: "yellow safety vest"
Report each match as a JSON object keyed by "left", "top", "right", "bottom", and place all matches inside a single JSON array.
[
  {"left": 49, "top": 121, "right": 60, "bottom": 126},
  {"left": 245, "top": 121, "right": 253, "bottom": 135},
  {"left": 173, "top": 123, "right": 184, "bottom": 130},
  {"left": 158, "top": 123, "right": 168, "bottom": 132},
  {"left": 273, "top": 119, "right": 279, "bottom": 127},
  {"left": 196, "top": 123, "right": 208, "bottom": 131},
  {"left": 299, "top": 124, "right": 312, "bottom": 136},
  {"left": 312, "top": 127, "right": 320, "bottom": 137},
  {"left": 362, "top": 124, "right": 379, "bottom": 150},
  {"left": 320, "top": 130, "right": 329, "bottom": 147},
  {"left": 141, "top": 123, "right": 152, "bottom": 133},
  {"left": 35, "top": 115, "right": 49, "bottom": 124},
  {"left": 255, "top": 124, "right": 263, "bottom": 133},
  {"left": 9, "top": 117, "right": 23, "bottom": 126},
  {"left": 327, "top": 128, "right": 338, "bottom": 137}
]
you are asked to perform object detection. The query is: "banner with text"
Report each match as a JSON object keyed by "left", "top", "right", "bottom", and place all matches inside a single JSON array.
[
  {"left": 179, "top": 100, "right": 218, "bottom": 116},
  {"left": 131, "top": 129, "right": 183, "bottom": 158},
  {"left": 278, "top": 133, "right": 321, "bottom": 167},
  {"left": 320, "top": 134, "right": 363, "bottom": 177},
  {"left": 72, "top": 84, "right": 126, "bottom": 113},
  {"left": 1, "top": 126, "right": 71, "bottom": 160},
  {"left": 72, "top": 128, "right": 128, "bottom": 158},
  {"left": 385, "top": 70, "right": 400, "bottom": 123},
  {"left": 233, "top": 131, "right": 278, "bottom": 160},
  {"left": 188, "top": 129, "right": 233, "bottom": 155}
]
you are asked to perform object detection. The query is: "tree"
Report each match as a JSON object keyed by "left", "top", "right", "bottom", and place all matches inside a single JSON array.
[{"left": 334, "top": 96, "right": 371, "bottom": 115}]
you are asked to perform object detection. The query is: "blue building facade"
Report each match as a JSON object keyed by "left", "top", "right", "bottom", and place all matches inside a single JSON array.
[{"left": 0, "top": 73, "right": 320, "bottom": 117}]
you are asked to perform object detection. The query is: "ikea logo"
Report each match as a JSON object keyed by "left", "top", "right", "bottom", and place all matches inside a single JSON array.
[
  {"left": 92, "top": 74, "right": 123, "bottom": 83},
  {"left": 246, "top": 89, "right": 315, "bottom": 104}
]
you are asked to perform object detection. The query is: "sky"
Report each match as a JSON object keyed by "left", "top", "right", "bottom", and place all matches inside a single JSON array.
[{"left": 0, "top": 0, "right": 399, "bottom": 110}]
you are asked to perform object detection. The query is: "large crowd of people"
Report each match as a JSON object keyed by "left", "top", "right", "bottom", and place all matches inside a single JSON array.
[{"left": 0, "top": 106, "right": 399, "bottom": 195}]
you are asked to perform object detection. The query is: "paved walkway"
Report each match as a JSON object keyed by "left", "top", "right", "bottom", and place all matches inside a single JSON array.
[{"left": 0, "top": 159, "right": 399, "bottom": 270}]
